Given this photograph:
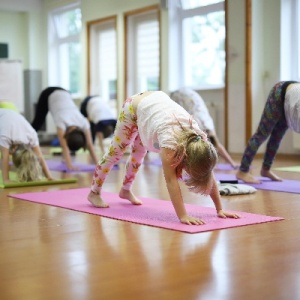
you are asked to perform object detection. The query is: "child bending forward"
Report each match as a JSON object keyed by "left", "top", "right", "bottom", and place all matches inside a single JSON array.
[
  {"left": 88, "top": 91, "right": 240, "bottom": 225},
  {"left": 0, "top": 108, "right": 53, "bottom": 183}
]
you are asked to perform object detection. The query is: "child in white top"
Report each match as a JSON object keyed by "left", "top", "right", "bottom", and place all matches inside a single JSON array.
[
  {"left": 31, "top": 87, "right": 98, "bottom": 170},
  {"left": 0, "top": 108, "right": 53, "bottom": 182},
  {"left": 80, "top": 96, "right": 117, "bottom": 153},
  {"left": 170, "top": 87, "right": 238, "bottom": 168},
  {"left": 88, "top": 91, "right": 240, "bottom": 225}
]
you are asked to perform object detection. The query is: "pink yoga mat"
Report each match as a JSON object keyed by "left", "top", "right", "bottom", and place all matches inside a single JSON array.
[
  {"left": 215, "top": 173, "right": 300, "bottom": 194},
  {"left": 46, "top": 160, "right": 119, "bottom": 173},
  {"left": 10, "top": 188, "right": 283, "bottom": 233}
]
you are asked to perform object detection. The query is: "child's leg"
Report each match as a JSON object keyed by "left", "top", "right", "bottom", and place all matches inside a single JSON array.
[
  {"left": 31, "top": 87, "right": 63, "bottom": 131},
  {"left": 88, "top": 97, "right": 139, "bottom": 207},
  {"left": 239, "top": 82, "right": 286, "bottom": 173},
  {"left": 119, "top": 134, "right": 148, "bottom": 204},
  {"left": 259, "top": 118, "right": 288, "bottom": 181},
  {"left": 262, "top": 119, "right": 288, "bottom": 170}
]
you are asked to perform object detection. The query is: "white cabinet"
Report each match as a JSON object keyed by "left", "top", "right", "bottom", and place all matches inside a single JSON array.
[{"left": 0, "top": 59, "right": 24, "bottom": 113}]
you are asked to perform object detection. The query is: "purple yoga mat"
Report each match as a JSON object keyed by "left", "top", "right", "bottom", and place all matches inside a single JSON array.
[
  {"left": 215, "top": 173, "right": 300, "bottom": 194},
  {"left": 214, "top": 163, "right": 238, "bottom": 171},
  {"left": 46, "top": 160, "right": 119, "bottom": 173},
  {"left": 10, "top": 188, "right": 283, "bottom": 233}
]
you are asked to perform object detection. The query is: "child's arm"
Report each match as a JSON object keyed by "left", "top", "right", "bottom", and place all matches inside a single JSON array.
[
  {"left": 85, "top": 129, "right": 99, "bottom": 164},
  {"left": 57, "top": 128, "right": 77, "bottom": 170},
  {"left": 210, "top": 176, "right": 240, "bottom": 219},
  {"left": 209, "top": 132, "right": 238, "bottom": 168},
  {"left": 32, "top": 146, "right": 54, "bottom": 180},
  {"left": 1, "top": 146, "right": 10, "bottom": 182},
  {"left": 96, "top": 131, "right": 105, "bottom": 154},
  {"left": 160, "top": 147, "right": 205, "bottom": 225}
]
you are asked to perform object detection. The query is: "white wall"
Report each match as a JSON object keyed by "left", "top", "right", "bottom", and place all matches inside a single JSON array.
[{"left": 227, "top": 0, "right": 247, "bottom": 153}]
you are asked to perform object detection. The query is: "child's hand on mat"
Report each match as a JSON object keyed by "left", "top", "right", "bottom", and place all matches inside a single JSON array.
[
  {"left": 217, "top": 209, "right": 240, "bottom": 219},
  {"left": 180, "top": 215, "right": 206, "bottom": 225}
]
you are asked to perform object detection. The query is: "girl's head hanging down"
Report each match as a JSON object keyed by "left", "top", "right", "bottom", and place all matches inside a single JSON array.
[
  {"left": 64, "top": 126, "right": 86, "bottom": 151},
  {"left": 10, "top": 144, "right": 43, "bottom": 182},
  {"left": 172, "top": 125, "right": 218, "bottom": 195}
]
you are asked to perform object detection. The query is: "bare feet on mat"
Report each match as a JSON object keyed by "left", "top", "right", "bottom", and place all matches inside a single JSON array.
[
  {"left": 261, "top": 169, "right": 283, "bottom": 181},
  {"left": 119, "top": 188, "right": 143, "bottom": 205},
  {"left": 87, "top": 191, "right": 109, "bottom": 208},
  {"left": 236, "top": 170, "right": 261, "bottom": 184}
]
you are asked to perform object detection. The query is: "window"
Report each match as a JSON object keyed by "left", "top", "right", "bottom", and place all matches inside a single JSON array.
[
  {"left": 125, "top": 7, "right": 160, "bottom": 96},
  {"left": 281, "top": 0, "right": 300, "bottom": 81},
  {"left": 48, "top": 3, "right": 82, "bottom": 95},
  {"left": 87, "top": 17, "right": 117, "bottom": 114},
  {"left": 168, "top": 0, "right": 225, "bottom": 90}
]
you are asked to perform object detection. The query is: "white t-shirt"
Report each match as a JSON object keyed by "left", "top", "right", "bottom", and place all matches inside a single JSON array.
[
  {"left": 48, "top": 90, "right": 90, "bottom": 131},
  {"left": 170, "top": 87, "right": 215, "bottom": 133},
  {"left": 284, "top": 84, "right": 300, "bottom": 133},
  {"left": 136, "top": 91, "right": 206, "bottom": 153},
  {"left": 0, "top": 108, "right": 39, "bottom": 149},
  {"left": 87, "top": 96, "right": 116, "bottom": 123}
]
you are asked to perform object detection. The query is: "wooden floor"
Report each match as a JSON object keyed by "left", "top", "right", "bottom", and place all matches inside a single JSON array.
[{"left": 1, "top": 149, "right": 300, "bottom": 300}]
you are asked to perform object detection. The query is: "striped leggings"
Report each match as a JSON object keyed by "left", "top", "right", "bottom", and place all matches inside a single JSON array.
[
  {"left": 90, "top": 97, "right": 147, "bottom": 193},
  {"left": 239, "top": 81, "right": 294, "bottom": 172}
]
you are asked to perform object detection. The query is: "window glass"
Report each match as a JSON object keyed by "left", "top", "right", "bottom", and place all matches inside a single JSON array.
[
  {"left": 48, "top": 4, "right": 81, "bottom": 95},
  {"left": 183, "top": 10, "right": 225, "bottom": 86},
  {"left": 88, "top": 18, "right": 117, "bottom": 114},
  {"left": 126, "top": 9, "right": 160, "bottom": 95},
  {"left": 53, "top": 8, "right": 81, "bottom": 38},
  {"left": 182, "top": 0, "right": 224, "bottom": 9},
  {"left": 169, "top": 0, "right": 225, "bottom": 89}
]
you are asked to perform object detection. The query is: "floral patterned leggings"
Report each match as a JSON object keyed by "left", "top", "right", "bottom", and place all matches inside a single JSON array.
[
  {"left": 91, "top": 97, "right": 148, "bottom": 193},
  {"left": 239, "top": 81, "right": 295, "bottom": 172}
]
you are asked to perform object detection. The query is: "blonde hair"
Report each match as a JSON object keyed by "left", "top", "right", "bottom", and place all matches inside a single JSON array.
[
  {"left": 172, "top": 126, "right": 218, "bottom": 195},
  {"left": 11, "top": 144, "right": 43, "bottom": 182}
]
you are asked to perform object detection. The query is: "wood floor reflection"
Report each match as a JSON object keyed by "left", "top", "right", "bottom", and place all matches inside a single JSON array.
[{"left": 1, "top": 150, "right": 300, "bottom": 300}]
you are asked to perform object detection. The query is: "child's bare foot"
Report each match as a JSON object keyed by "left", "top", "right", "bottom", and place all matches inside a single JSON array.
[
  {"left": 119, "top": 188, "right": 142, "bottom": 205},
  {"left": 260, "top": 169, "right": 282, "bottom": 181},
  {"left": 236, "top": 170, "right": 261, "bottom": 184},
  {"left": 88, "top": 191, "right": 109, "bottom": 208}
]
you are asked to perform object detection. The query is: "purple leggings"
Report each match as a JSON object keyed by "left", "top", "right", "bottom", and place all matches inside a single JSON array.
[
  {"left": 90, "top": 97, "right": 148, "bottom": 193},
  {"left": 239, "top": 81, "right": 295, "bottom": 172}
]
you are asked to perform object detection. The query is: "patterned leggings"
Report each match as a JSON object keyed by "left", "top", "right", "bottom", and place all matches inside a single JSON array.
[
  {"left": 239, "top": 81, "right": 294, "bottom": 172},
  {"left": 90, "top": 97, "right": 148, "bottom": 193}
]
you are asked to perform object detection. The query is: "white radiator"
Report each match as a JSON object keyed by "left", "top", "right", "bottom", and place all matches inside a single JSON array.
[{"left": 292, "top": 132, "right": 300, "bottom": 149}]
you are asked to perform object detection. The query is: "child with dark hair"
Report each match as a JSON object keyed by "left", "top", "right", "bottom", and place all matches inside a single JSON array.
[
  {"left": 31, "top": 87, "right": 98, "bottom": 170},
  {"left": 0, "top": 108, "right": 53, "bottom": 183},
  {"left": 88, "top": 91, "right": 240, "bottom": 225},
  {"left": 80, "top": 96, "right": 117, "bottom": 153}
]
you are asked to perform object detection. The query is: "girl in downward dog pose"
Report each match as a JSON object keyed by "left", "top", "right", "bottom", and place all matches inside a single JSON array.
[
  {"left": 236, "top": 81, "right": 299, "bottom": 183},
  {"left": 88, "top": 91, "right": 240, "bottom": 225},
  {"left": 31, "top": 87, "right": 98, "bottom": 170},
  {"left": 0, "top": 108, "right": 53, "bottom": 183}
]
